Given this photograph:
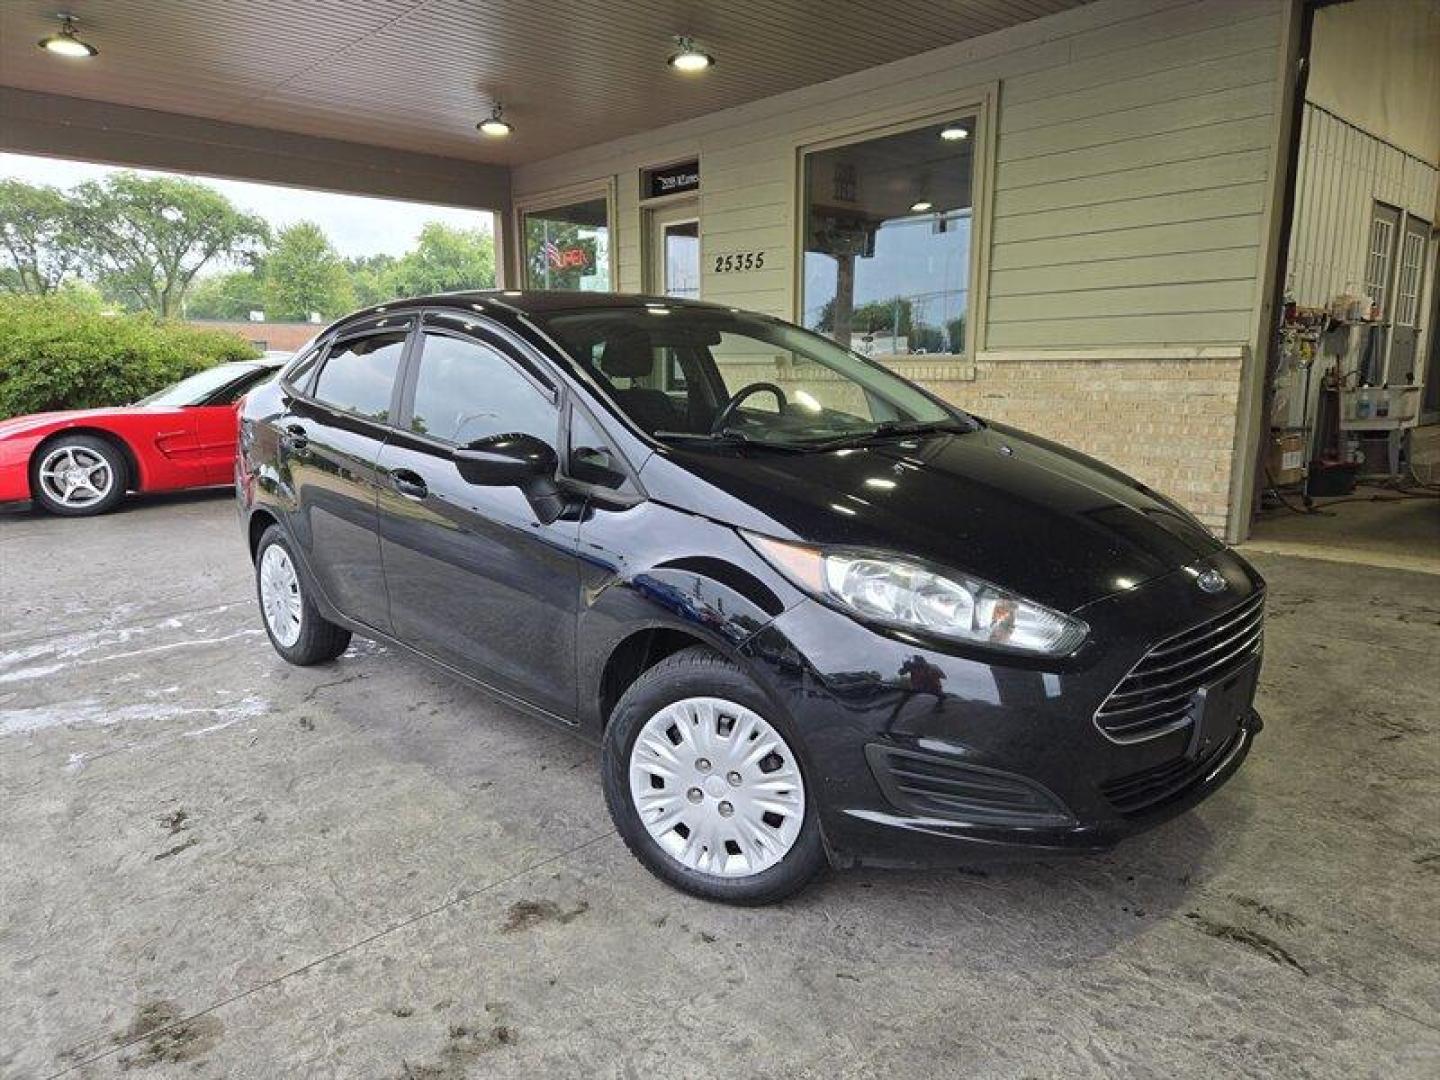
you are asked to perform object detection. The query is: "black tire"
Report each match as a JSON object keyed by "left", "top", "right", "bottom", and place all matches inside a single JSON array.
[
  {"left": 254, "top": 525, "right": 351, "bottom": 665},
  {"left": 602, "top": 645, "right": 826, "bottom": 905},
  {"left": 31, "top": 434, "right": 128, "bottom": 517}
]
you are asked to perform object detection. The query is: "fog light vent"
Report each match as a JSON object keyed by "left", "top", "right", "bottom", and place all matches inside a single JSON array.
[{"left": 865, "top": 744, "right": 1073, "bottom": 827}]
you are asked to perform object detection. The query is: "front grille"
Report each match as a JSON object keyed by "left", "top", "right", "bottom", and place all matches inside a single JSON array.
[
  {"left": 1101, "top": 726, "right": 1248, "bottom": 815},
  {"left": 1095, "top": 590, "right": 1264, "bottom": 743},
  {"left": 865, "top": 744, "right": 1073, "bottom": 827}
]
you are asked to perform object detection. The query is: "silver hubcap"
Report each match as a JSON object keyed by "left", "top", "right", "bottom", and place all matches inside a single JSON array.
[
  {"left": 38, "top": 445, "right": 113, "bottom": 508},
  {"left": 259, "top": 545, "right": 303, "bottom": 647},
  {"left": 629, "top": 696, "right": 805, "bottom": 878}
]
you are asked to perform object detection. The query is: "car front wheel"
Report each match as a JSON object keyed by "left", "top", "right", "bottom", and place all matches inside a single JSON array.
[
  {"left": 32, "top": 435, "right": 127, "bottom": 516},
  {"left": 602, "top": 646, "right": 826, "bottom": 904},
  {"left": 254, "top": 525, "right": 351, "bottom": 665}
]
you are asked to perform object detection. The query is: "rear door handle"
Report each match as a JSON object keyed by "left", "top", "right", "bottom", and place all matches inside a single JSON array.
[
  {"left": 391, "top": 469, "right": 428, "bottom": 500},
  {"left": 282, "top": 423, "right": 309, "bottom": 450}
]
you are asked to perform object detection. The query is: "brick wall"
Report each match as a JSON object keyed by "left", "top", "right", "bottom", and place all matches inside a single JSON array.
[
  {"left": 888, "top": 352, "right": 1247, "bottom": 535},
  {"left": 186, "top": 320, "right": 319, "bottom": 352}
]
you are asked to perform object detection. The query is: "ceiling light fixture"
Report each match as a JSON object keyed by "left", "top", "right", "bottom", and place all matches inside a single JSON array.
[
  {"left": 939, "top": 124, "right": 969, "bottom": 141},
  {"left": 668, "top": 36, "right": 714, "bottom": 73},
  {"left": 909, "top": 200, "right": 934, "bottom": 213},
  {"left": 477, "top": 103, "right": 513, "bottom": 137},
  {"left": 38, "top": 13, "right": 98, "bottom": 58}
]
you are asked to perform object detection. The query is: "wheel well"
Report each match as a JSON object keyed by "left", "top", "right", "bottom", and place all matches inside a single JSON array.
[
  {"left": 31, "top": 428, "right": 141, "bottom": 494},
  {"left": 247, "top": 508, "right": 279, "bottom": 562},
  {"left": 599, "top": 627, "right": 711, "bottom": 729}
]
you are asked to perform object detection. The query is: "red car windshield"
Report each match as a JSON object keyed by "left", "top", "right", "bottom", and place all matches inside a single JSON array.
[{"left": 136, "top": 363, "right": 270, "bottom": 407}]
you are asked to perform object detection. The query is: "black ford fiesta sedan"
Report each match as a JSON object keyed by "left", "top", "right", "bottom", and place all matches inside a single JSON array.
[{"left": 237, "top": 291, "right": 1263, "bottom": 904}]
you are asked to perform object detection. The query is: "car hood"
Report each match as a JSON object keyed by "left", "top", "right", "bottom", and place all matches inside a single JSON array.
[
  {"left": 0, "top": 406, "right": 173, "bottom": 439},
  {"left": 637, "top": 423, "right": 1224, "bottom": 613}
]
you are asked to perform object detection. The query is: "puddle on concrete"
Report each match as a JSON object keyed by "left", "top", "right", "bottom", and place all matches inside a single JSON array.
[
  {"left": 0, "top": 695, "right": 266, "bottom": 738},
  {"left": 0, "top": 603, "right": 256, "bottom": 685}
]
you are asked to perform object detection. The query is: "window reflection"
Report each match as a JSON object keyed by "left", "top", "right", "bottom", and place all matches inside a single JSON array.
[
  {"left": 523, "top": 197, "right": 611, "bottom": 291},
  {"left": 802, "top": 118, "right": 976, "bottom": 357}
]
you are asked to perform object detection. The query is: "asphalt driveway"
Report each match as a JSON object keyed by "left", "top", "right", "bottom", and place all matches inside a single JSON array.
[{"left": 2, "top": 491, "right": 1436, "bottom": 1078}]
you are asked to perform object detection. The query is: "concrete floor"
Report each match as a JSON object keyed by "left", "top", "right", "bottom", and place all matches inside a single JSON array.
[
  {"left": 2, "top": 491, "right": 1437, "bottom": 1079},
  {"left": 1247, "top": 487, "right": 1440, "bottom": 575}
]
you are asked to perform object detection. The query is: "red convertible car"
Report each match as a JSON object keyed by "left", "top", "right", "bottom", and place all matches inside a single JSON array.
[{"left": 0, "top": 357, "right": 283, "bottom": 517}]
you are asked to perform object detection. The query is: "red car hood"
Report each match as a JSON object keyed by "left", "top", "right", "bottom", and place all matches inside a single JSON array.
[{"left": 0, "top": 406, "right": 183, "bottom": 438}]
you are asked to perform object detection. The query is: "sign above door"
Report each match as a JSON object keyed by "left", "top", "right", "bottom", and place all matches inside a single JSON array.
[{"left": 642, "top": 160, "right": 700, "bottom": 200}]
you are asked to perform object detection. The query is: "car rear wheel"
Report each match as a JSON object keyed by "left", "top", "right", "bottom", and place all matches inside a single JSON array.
[
  {"left": 255, "top": 525, "right": 351, "bottom": 665},
  {"left": 602, "top": 646, "right": 825, "bottom": 904},
  {"left": 32, "top": 435, "right": 127, "bottom": 516}
]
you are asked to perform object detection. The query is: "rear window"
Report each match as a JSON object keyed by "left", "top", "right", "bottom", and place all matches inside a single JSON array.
[{"left": 312, "top": 332, "right": 407, "bottom": 422}]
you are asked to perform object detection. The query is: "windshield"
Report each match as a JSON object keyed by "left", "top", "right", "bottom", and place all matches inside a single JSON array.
[
  {"left": 538, "top": 307, "right": 972, "bottom": 449},
  {"left": 136, "top": 363, "right": 266, "bottom": 407}
]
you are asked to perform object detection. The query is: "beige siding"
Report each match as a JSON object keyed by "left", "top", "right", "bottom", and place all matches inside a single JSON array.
[
  {"left": 1285, "top": 102, "right": 1439, "bottom": 309},
  {"left": 990, "top": 8, "right": 1281, "bottom": 349}
]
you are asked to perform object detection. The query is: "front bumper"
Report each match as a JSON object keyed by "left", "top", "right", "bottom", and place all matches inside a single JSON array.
[
  {"left": 826, "top": 712, "right": 1260, "bottom": 867},
  {"left": 737, "top": 551, "right": 1265, "bottom": 868}
]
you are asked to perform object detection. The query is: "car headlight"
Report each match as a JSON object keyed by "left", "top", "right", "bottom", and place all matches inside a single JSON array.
[{"left": 745, "top": 533, "right": 1087, "bottom": 656}]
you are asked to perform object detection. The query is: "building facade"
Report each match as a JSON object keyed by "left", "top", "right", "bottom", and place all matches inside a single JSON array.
[{"left": 507, "top": 0, "right": 1305, "bottom": 538}]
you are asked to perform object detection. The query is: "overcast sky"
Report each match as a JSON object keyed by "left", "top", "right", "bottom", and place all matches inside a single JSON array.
[{"left": 0, "top": 152, "right": 492, "bottom": 260}]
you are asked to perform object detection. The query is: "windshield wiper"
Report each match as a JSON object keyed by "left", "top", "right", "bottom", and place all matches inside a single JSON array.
[
  {"left": 806, "top": 419, "right": 974, "bottom": 451},
  {"left": 653, "top": 429, "right": 807, "bottom": 451}
]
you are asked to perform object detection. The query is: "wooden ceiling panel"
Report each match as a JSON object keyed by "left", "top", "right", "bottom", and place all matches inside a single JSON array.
[{"left": 0, "top": 0, "right": 1090, "bottom": 165}]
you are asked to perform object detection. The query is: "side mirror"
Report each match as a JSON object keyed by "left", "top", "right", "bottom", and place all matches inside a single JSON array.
[
  {"left": 453, "top": 432, "right": 565, "bottom": 524},
  {"left": 453, "top": 432, "right": 558, "bottom": 487}
]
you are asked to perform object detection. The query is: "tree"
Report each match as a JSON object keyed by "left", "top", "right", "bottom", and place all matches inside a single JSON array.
[
  {"left": 345, "top": 252, "right": 398, "bottom": 307},
  {"left": 0, "top": 179, "right": 80, "bottom": 295},
  {"left": 187, "top": 269, "right": 267, "bottom": 320},
  {"left": 818, "top": 296, "right": 914, "bottom": 338},
  {"left": 262, "top": 221, "right": 354, "bottom": 320},
  {"left": 945, "top": 315, "right": 967, "bottom": 354},
  {"left": 68, "top": 172, "right": 268, "bottom": 317},
  {"left": 388, "top": 221, "right": 495, "bottom": 297}
]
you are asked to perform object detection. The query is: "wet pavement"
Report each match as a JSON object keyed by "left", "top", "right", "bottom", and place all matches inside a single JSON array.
[{"left": 2, "top": 490, "right": 1437, "bottom": 1078}]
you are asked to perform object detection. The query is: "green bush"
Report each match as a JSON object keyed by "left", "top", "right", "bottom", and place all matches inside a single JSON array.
[{"left": 0, "top": 294, "right": 257, "bottom": 419}]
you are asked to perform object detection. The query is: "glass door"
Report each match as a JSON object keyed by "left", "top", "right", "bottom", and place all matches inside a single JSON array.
[
  {"left": 1387, "top": 214, "right": 1429, "bottom": 384},
  {"left": 647, "top": 201, "right": 700, "bottom": 300}
]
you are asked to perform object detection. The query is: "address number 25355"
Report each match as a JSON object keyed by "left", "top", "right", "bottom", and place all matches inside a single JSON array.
[{"left": 713, "top": 251, "right": 765, "bottom": 273}]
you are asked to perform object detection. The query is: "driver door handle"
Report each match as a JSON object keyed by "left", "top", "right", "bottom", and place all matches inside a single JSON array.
[
  {"left": 282, "top": 423, "right": 309, "bottom": 450},
  {"left": 391, "top": 469, "right": 428, "bottom": 501}
]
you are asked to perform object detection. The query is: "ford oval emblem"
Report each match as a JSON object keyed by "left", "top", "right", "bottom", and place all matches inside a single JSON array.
[{"left": 1196, "top": 568, "right": 1227, "bottom": 594}]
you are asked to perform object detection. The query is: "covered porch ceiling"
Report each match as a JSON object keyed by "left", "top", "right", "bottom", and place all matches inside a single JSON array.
[{"left": 0, "top": 1, "right": 1088, "bottom": 172}]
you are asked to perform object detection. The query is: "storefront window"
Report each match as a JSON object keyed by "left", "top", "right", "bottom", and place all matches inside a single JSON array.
[
  {"left": 802, "top": 117, "right": 976, "bottom": 357},
  {"left": 522, "top": 196, "right": 611, "bottom": 291}
]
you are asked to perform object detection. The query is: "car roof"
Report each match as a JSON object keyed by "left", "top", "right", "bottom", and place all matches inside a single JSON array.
[{"left": 347, "top": 289, "right": 743, "bottom": 321}]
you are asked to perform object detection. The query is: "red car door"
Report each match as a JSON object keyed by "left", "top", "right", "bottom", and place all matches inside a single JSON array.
[
  {"left": 141, "top": 407, "right": 207, "bottom": 490},
  {"left": 191, "top": 403, "right": 243, "bottom": 485}
]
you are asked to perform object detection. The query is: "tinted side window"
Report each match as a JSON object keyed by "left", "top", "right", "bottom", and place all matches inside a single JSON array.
[
  {"left": 313, "top": 333, "right": 407, "bottom": 421},
  {"left": 208, "top": 366, "right": 276, "bottom": 405},
  {"left": 283, "top": 345, "right": 324, "bottom": 392},
  {"left": 410, "top": 333, "right": 557, "bottom": 445}
]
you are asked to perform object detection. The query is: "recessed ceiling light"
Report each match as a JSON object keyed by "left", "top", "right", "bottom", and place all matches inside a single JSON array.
[
  {"left": 939, "top": 125, "right": 969, "bottom": 141},
  {"left": 38, "top": 14, "right": 97, "bottom": 58},
  {"left": 477, "top": 103, "right": 513, "bottom": 137},
  {"left": 909, "top": 200, "right": 933, "bottom": 213},
  {"left": 668, "top": 36, "right": 714, "bottom": 72}
]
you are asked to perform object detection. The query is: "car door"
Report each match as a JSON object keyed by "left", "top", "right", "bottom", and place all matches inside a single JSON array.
[
  {"left": 193, "top": 365, "right": 279, "bottom": 485},
  {"left": 375, "top": 312, "right": 580, "bottom": 718},
  {"left": 278, "top": 319, "right": 411, "bottom": 633}
]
